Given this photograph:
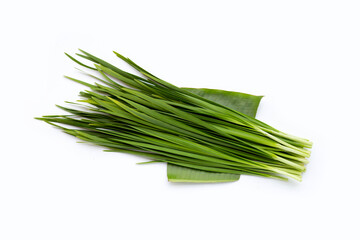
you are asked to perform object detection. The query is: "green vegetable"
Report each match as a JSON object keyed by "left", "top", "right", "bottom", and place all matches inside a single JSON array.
[
  {"left": 168, "top": 88, "right": 262, "bottom": 183},
  {"left": 36, "top": 50, "right": 312, "bottom": 182}
]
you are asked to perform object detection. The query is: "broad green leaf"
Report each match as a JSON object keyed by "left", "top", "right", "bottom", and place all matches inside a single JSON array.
[
  {"left": 167, "top": 88, "right": 263, "bottom": 183},
  {"left": 182, "top": 88, "right": 262, "bottom": 117}
]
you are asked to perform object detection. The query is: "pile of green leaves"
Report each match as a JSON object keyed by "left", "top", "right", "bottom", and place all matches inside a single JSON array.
[{"left": 37, "top": 50, "right": 312, "bottom": 182}]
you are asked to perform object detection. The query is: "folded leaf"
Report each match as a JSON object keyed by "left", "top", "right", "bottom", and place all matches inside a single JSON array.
[{"left": 167, "top": 88, "right": 263, "bottom": 183}]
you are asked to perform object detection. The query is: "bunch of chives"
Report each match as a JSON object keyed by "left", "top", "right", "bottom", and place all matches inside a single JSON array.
[{"left": 36, "top": 50, "right": 312, "bottom": 181}]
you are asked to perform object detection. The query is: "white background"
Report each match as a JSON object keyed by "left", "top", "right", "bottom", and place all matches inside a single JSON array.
[{"left": 1, "top": 1, "right": 359, "bottom": 239}]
